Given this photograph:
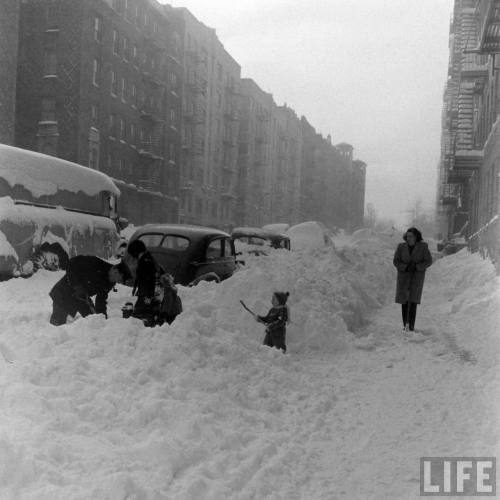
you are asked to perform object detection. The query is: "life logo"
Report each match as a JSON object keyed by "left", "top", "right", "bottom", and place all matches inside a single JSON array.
[{"left": 420, "top": 457, "right": 496, "bottom": 496}]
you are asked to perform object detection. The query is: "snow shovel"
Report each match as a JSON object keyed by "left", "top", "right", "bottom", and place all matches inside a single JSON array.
[{"left": 240, "top": 300, "right": 257, "bottom": 317}]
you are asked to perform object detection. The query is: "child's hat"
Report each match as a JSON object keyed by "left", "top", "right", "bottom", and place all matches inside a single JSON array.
[{"left": 274, "top": 291, "right": 289, "bottom": 305}]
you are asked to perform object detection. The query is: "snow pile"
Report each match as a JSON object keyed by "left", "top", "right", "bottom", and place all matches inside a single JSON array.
[
  {"left": 261, "top": 223, "right": 289, "bottom": 233},
  {"left": 0, "top": 229, "right": 17, "bottom": 260},
  {"left": 286, "top": 221, "right": 332, "bottom": 250},
  {"left": 0, "top": 197, "right": 117, "bottom": 236},
  {"left": 119, "top": 224, "right": 137, "bottom": 241},
  {"left": 0, "top": 237, "right": 396, "bottom": 499},
  {"left": 184, "top": 243, "right": 395, "bottom": 353},
  {"left": 1, "top": 236, "right": 498, "bottom": 499},
  {"left": 0, "top": 144, "right": 119, "bottom": 197}
]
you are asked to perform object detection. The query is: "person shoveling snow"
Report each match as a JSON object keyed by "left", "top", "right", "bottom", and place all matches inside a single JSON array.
[{"left": 242, "top": 291, "right": 290, "bottom": 353}]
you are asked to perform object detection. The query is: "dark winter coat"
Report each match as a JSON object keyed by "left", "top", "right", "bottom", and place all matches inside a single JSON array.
[
  {"left": 258, "top": 305, "right": 288, "bottom": 351},
  {"left": 393, "top": 241, "right": 432, "bottom": 304},
  {"left": 50, "top": 255, "right": 114, "bottom": 317},
  {"left": 134, "top": 251, "right": 158, "bottom": 298},
  {"left": 159, "top": 284, "right": 183, "bottom": 323}
]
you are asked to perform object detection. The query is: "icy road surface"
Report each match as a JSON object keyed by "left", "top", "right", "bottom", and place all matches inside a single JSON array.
[{"left": 0, "top": 233, "right": 498, "bottom": 499}]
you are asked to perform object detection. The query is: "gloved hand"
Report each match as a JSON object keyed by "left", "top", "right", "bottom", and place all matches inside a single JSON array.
[{"left": 407, "top": 262, "right": 416, "bottom": 273}]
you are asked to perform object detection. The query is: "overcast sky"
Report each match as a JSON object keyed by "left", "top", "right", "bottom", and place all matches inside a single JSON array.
[{"left": 166, "top": 0, "right": 454, "bottom": 226}]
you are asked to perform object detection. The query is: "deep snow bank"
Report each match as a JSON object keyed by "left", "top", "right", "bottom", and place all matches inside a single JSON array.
[{"left": 0, "top": 234, "right": 398, "bottom": 499}]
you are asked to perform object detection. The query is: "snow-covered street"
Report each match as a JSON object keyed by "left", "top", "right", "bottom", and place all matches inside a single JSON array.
[{"left": 0, "top": 233, "right": 498, "bottom": 499}]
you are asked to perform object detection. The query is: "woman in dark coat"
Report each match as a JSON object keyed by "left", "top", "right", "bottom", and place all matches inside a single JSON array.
[{"left": 393, "top": 227, "right": 432, "bottom": 332}]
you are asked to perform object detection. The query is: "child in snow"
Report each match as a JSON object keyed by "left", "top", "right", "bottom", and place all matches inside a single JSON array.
[
  {"left": 157, "top": 273, "right": 183, "bottom": 325},
  {"left": 254, "top": 291, "right": 290, "bottom": 353}
]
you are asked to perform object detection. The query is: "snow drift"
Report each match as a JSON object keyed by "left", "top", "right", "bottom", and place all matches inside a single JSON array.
[{"left": 0, "top": 234, "right": 498, "bottom": 499}]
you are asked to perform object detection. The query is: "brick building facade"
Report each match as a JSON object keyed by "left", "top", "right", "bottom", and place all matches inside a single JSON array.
[
  {"left": 15, "top": 0, "right": 183, "bottom": 225},
  {"left": 0, "top": 0, "right": 20, "bottom": 145}
]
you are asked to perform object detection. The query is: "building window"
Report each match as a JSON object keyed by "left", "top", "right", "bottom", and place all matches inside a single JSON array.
[
  {"left": 120, "top": 118, "right": 126, "bottom": 140},
  {"left": 89, "top": 147, "right": 99, "bottom": 170},
  {"left": 110, "top": 70, "right": 118, "bottom": 96},
  {"left": 119, "top": 159, "right": 125, "bottom": 173},
  {"left": 44, "top": 51, "right": 57, "bottom": 76},
  {"left": 112, "top": 29, "right": 119, "bottom": 55},
  {"left": 41, "top": 98, "right": 56, "bottom": 121},
  {"left": 125, "top": 0, "right": 132, "bottom": 21},
  {"left": 112, "top": 0, "right": 123, "bottom": 14},
  {"left": 130, "top": 123, "right": 136, "bottom": 144},
  {"left": 153, "top": 21, "right": 158, "bottom": 33},
  {"left": 172, "top": 72, "right": 178, "bottom": 88},
  {"left": 132, "top": 45, "right": 138, "bottom": 65},
  {"left": 91, "top": 104, "right": 99, "bottom": 125},
  {"left": 123, "top": 37, "right": 129, "bottom": 61},
  {"left": 135, "top": 6, "right": 141, "bottom": 25},
  {"left": 94, "top": 16, "right": 102, "bottom": 42},
  {"left": 170, "top": 108, "right": 176, "bottom": 125},
  {"left": 46, "top": 4, "right": 59, "bottom": 30},
  {"left": 131, "top": 84, "right": 137, "bottom": 106},
  {"left": 169, "top": 143, "right": 176, "bottom": 163},
  {"left": 108, "top": 114, "right": 116, "bottom": 137},
  {"left": 92, "top": 59, "right": 100, "bottom": 86},
  {"left": 121, "top": 77, "right": 126, "bottom": 102}
]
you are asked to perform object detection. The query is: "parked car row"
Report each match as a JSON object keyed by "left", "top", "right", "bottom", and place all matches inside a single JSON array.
[{"left": 125, "top": 220, "right": 333, "bottom": 287}]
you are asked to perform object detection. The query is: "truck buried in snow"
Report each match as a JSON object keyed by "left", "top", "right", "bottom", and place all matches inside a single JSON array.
[{"left": 0, "top": 144, "right": 124, "bottom": 280}]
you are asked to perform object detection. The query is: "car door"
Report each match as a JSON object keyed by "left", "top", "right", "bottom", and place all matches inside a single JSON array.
[{"left": 194, "top": 237, "right": 224, "bottom": 279}]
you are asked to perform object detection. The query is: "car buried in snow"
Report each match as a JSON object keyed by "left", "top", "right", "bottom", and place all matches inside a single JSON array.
[
  {"left": 231, "top": 227, "right": 291, "bottom": 256},
  {"left": 126, "top": 224, "right": 237, "bottom": 286},
  {"left": 0, "top": 144, "right": 124, "bottom": 280}
]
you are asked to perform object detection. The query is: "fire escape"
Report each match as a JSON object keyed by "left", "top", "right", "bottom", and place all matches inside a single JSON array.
[
  {"left": 442, "top": 2, "right": 489, "bottom": 234},
  {"left": 138, "top": 34, "right": 167, "bottom": 192},
  {"left": 180, "top": 47, "right": 207, "bottom": 220}
]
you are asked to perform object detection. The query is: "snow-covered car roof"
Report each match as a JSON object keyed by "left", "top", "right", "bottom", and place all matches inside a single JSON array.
[
  {"left": 231, "top": 227, "right": 289, "bottom": 240},
  {"left": 0, "top": 144, "right": 120, "bottom": 198}
]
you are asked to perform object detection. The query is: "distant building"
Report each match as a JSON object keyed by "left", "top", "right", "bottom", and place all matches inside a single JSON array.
[
  {"left": 0, "top": 0, "right": 20, "bottom": 145},
  {"left": 11, "top": 0, "right": 366, "bottom": 231},
  {"left": 299, "top": 123, "right": 366, "bottom": 231},
  {"left": 175, "top": 7, "right": 240, "bottom": 230},
  {"left": 15, "top": 0, "right": 183, "bottom": 224}
]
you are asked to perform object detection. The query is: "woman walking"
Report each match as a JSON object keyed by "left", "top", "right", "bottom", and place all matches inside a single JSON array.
[{"left": 393, "top": 227, "right": 433, "bottom": 332}]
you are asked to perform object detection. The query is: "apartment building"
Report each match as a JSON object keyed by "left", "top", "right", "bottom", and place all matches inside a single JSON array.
[
  {"left": 175, "top": 8, "right": 240, "bottom": 230},
  {"left": 14, "top": 0, "right": 183, "bottom": 224},
  {"left": 439, "top": 0, "right": 500, "bottom": 259}
]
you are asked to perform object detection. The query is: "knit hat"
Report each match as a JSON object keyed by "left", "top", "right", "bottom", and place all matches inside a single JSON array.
[{"left": 274, "top": 291, "right": 290, "bottom": 305}]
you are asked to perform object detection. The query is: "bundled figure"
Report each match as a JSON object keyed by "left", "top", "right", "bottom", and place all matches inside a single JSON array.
[
  {"left": 125, "top": 240, "right": 182, "bottom": 326},
  {"left": 254, "top": 291, "right": 290, "bottom": 353},
  {"left": 126, "top": 239, "right": 159, "bottom": 323},
  {"left": 393, "top": 227, "right": 433, "bottom": 332},
  {"left": 49, "top": 255, "right": 130, "bottom": 325},
  {"left": 157, "top": 273, "right": 183, "bottom": 325}
]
